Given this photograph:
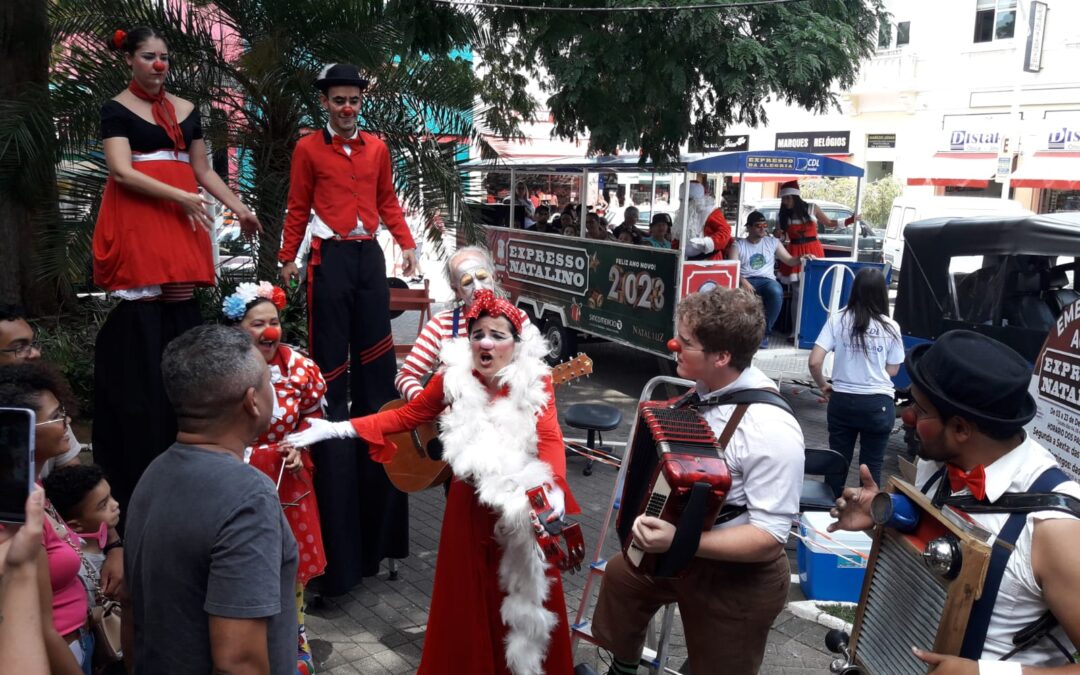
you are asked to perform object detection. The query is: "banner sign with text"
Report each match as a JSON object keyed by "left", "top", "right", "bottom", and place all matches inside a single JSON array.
[
  {"left": 1027, "top": 298, "right": 1080, "bottom": 481},
  {"left": 775, "top": 131, "right": 851, "bottom": 154},
  {"left": 487, "top": 228, "right": 679, "bottom": 356}
]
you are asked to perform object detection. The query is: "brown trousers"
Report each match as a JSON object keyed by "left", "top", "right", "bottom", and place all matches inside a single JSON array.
[{"left": 591, "top": 553, "right": 790, "bottom": 674}]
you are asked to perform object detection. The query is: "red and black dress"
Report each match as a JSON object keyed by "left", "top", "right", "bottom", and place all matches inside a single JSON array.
[
  {"left": 778, "top": 206, "right": 825, "bottom": 281},
  {"left": 91, "top": 99, "right": 212, "bottom": 515}
]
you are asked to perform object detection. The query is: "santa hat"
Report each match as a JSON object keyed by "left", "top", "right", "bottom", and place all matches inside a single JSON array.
[{"left": 779, "top": 180, "right": 800, "bottom": 198}]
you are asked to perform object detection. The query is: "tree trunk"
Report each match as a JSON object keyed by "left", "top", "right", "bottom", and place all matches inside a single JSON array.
[{"left": 0, "top": 0, "right": 68, "bottom": 313}]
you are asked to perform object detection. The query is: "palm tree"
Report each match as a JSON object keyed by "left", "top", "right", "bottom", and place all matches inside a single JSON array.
[{"left": 39, "top": 0, "right": 522, "bottom": 294}]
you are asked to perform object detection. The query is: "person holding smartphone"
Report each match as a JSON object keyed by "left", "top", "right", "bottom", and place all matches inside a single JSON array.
[
  {"left": 0, "top": 487, "right": 50, "bottom": 674},
  {"left": 0, "top": 364, "right": 93, "bottom": 675}
]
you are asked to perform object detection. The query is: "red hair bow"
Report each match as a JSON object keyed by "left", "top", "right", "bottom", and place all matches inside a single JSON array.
[
  {"left": 464, "top": 290, "right": 525, "bottom": 333},
  {"left": 112, "top": 30, "right": 127, "bottom": 50}
]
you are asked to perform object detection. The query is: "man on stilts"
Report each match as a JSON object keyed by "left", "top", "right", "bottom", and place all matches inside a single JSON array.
[{"left": 277, "top": 63, "right": 418, "bottom": 596}]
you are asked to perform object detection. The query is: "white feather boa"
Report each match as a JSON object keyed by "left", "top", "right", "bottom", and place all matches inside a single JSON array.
[{"left": 437, "top": 325, "right": 559, "bottom": 675}]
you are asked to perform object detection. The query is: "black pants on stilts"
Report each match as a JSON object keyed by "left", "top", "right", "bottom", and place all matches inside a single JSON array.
[
  {"left": 307, "top": 238, "right": 409, "bottom": 596},
  {"left": 92, "top": 299, "right": 202, "bottom": 525}
]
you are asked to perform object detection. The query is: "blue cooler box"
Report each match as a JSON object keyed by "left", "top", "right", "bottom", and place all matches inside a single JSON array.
[{"left": 797, "top": 511, "right": 872, "bottom": 603}]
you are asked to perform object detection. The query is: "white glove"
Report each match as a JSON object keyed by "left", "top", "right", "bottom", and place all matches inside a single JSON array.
[
  {"left": 687, "top": 236, "right": 715, "bottom": 256},
  {"left": 544, "top": 482, "right": 566, "bottom": 521},
  {"left": 286, "top": 418, "right": 357, "bottom": 448}
]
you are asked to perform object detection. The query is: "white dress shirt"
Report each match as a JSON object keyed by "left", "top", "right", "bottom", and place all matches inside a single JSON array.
[
  {"left": 697, "top": 366, "right": 805, "bottom": 543},
  {"left": 915, "top": 437, "right": 1079, "bottom": 664}
]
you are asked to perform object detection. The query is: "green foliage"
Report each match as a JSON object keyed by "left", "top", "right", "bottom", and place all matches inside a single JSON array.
[
  {"left": 32, "top": 300, "right": 115, "bottom": 418},
  {"left": 816, "top": 602, "right": 857, "bottom": 625},
  {"left": 860, "top": 176, "right": 902, "bottom": 228},
  {"left": 797, "top": 175, "right": 902, "bottom": 228},
  {"left": 479, "top": 0, "right": 887, "bottom": 163}
]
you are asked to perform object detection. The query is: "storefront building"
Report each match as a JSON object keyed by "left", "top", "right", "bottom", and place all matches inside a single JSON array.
[{"left": 718, "top": 0, "right": 1080, "bottom": 216}]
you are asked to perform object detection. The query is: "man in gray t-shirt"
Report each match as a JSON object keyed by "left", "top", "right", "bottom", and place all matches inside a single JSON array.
[{"left": 125, "top": 325, "right": 298, "bottom": 674}]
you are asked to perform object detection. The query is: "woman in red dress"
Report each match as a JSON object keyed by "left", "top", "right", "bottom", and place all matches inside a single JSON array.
[
  {"left": 225, "top": 282, "right": 327, "bottom": 674},
  {"left": 289, "top": 290, "right": 579, "bottom": 675},
  {"left": 92, "top": 26, "right": 260, "bottom": 514},
  {"left": 775, "top": 179, "right": 861, "bottom": 280}
]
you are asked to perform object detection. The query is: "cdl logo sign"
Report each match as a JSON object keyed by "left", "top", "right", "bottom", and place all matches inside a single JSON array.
[
  {"left": 949, "top": 130, "right": 1000, "bottom": 152},
  {"left": 1047, "top": 127, "right": 1080, "bottom": 150},
  {"left": 795, "top": 157, "right": 821, "bottom": 172}
]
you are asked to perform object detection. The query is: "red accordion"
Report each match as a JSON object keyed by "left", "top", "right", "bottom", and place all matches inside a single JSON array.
[{"left": 616, "top": 401, "right": 731, "bottom": 577}]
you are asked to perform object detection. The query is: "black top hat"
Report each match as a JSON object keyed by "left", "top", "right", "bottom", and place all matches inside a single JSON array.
[
  {"left": 315, "top": 63, "right": 369, "bottom": 92},
  {"left": 905, "top": 330, "right": 1037, "bottom": 432}
]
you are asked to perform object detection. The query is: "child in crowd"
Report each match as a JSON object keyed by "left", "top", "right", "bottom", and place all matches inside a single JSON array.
[{"left": 42, "top": 464, "right": 121, "bottom": 603}]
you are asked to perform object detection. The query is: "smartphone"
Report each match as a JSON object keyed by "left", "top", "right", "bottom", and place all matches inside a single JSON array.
[{"left": 0, "top": 407, "right": 36, "bottom": 524}]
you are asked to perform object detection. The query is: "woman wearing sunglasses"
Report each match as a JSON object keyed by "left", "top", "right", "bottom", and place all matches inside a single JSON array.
[{"left": 223, "top": 282, "right": 325, "bottom": 675}]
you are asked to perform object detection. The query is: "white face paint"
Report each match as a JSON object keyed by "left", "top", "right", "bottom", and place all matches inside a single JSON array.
[{"left": 452, "top": 254, "right": 496, "bottom": 305}]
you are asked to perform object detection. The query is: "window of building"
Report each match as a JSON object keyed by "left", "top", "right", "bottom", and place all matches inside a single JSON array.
[
  {"left": 974, "top": 0, "right": 1017, "bottom": 43},
  {"left": 877, "top": 20, "right": 892, "bottom": 49},
  {"left": 896, "top": 21, "right": 911, "bottom": 46}
]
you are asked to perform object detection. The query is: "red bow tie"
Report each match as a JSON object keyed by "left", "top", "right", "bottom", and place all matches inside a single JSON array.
[
  {"left": 946, "top": 464, "right": 987, "bottom": 501},
  {"left": 332, "top": 135, "right": 362, "bottom": 152}
]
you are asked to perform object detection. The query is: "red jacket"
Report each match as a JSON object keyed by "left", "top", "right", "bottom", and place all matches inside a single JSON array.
[
  {"left": 278, "top": 128, "right": 415, "bottom": 263},
  {"left": 703, "top": 208, "right": 732, "bottom": 260}
]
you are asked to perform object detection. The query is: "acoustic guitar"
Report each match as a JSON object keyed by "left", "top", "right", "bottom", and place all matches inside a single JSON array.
[{"left": 382, "top": 353, "right": 594, "bottom": 493}]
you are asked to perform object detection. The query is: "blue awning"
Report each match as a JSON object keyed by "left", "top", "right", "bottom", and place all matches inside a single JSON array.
[{"left": 686, "top": 151, "right": 864, "bottom": 178}]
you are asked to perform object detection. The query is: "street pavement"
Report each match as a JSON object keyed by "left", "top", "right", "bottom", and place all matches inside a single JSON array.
[{"left": 303, "top": 266, "right": 908, "bottom": 674}]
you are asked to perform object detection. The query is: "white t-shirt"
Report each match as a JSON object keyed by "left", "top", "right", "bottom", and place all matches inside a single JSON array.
[
  {"left": 735, "top": 237, "right": 780, "bottom": 279},
  {"left": 814, "top": 311, "right": 904, "bottom": 396}
]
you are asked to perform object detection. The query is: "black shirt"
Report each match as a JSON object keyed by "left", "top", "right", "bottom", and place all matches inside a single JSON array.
[{"left": 100, "top": 99, "right": 203, "bottom": 153}]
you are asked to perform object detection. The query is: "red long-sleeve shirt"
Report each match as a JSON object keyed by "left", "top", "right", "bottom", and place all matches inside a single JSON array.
[{"left": 278, "top": 128, "right": 416, "bottom": 263}]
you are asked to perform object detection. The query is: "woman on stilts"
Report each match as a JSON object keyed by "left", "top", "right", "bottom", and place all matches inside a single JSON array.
[{"left": 92, "top": 26, "right": 259, "bottom": 516}]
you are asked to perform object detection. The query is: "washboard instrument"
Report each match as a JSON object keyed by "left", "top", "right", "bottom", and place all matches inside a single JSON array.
[{"left": 849, "top": 478, "right": 993, "bottom": 674}]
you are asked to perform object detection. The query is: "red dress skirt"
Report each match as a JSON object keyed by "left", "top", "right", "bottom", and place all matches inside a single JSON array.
[
  {"left": 778, "top": 218, "right": 825, "bottom": 279},
  {"left": 93, "top": 157, "right": 214, "bottom": 290},
  {"left": 416, "top": 477, "right": 574, "bottom": 675}
]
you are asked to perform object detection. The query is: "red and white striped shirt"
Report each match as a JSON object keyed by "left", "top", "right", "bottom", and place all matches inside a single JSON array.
[
  {"left": 394, "top": 307, "right": 533, "bottom": 400},
  {"left": 395, "top": 309, "right": 466, "bottom": 401}
]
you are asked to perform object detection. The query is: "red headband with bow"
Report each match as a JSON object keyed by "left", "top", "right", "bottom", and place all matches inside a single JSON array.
[{"left": 464, "top": 290, "right": 525, "bottom": 333}]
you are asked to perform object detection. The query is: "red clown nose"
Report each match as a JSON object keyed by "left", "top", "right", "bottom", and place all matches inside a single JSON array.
[
  {"left": 666, "top": 338, "right": 682, "bottom": 354},
  {"left": 900, "top": 406, "right": 917, "bottom": 428},
  {"left": 152, "top": 61, "right": 167, "bottom": 72},
  {"left": 340, "top": 106, "right": 355, "bottom": 117},
  {"left": 262, "top": 326, "right": 281, "bottom": 342}
]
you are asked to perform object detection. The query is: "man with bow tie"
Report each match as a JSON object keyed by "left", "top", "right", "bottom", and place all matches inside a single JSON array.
[
  {"left": 830, "top": 330, "right": 1080, "bottom": 673},
  {"left": 274, "top": 63, "right": 415, "bottom": 595}
]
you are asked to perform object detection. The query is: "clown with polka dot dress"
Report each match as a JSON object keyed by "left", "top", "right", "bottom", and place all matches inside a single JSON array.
[{"left": 224, "top": 281, "right": 327, "bottom": 675}]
